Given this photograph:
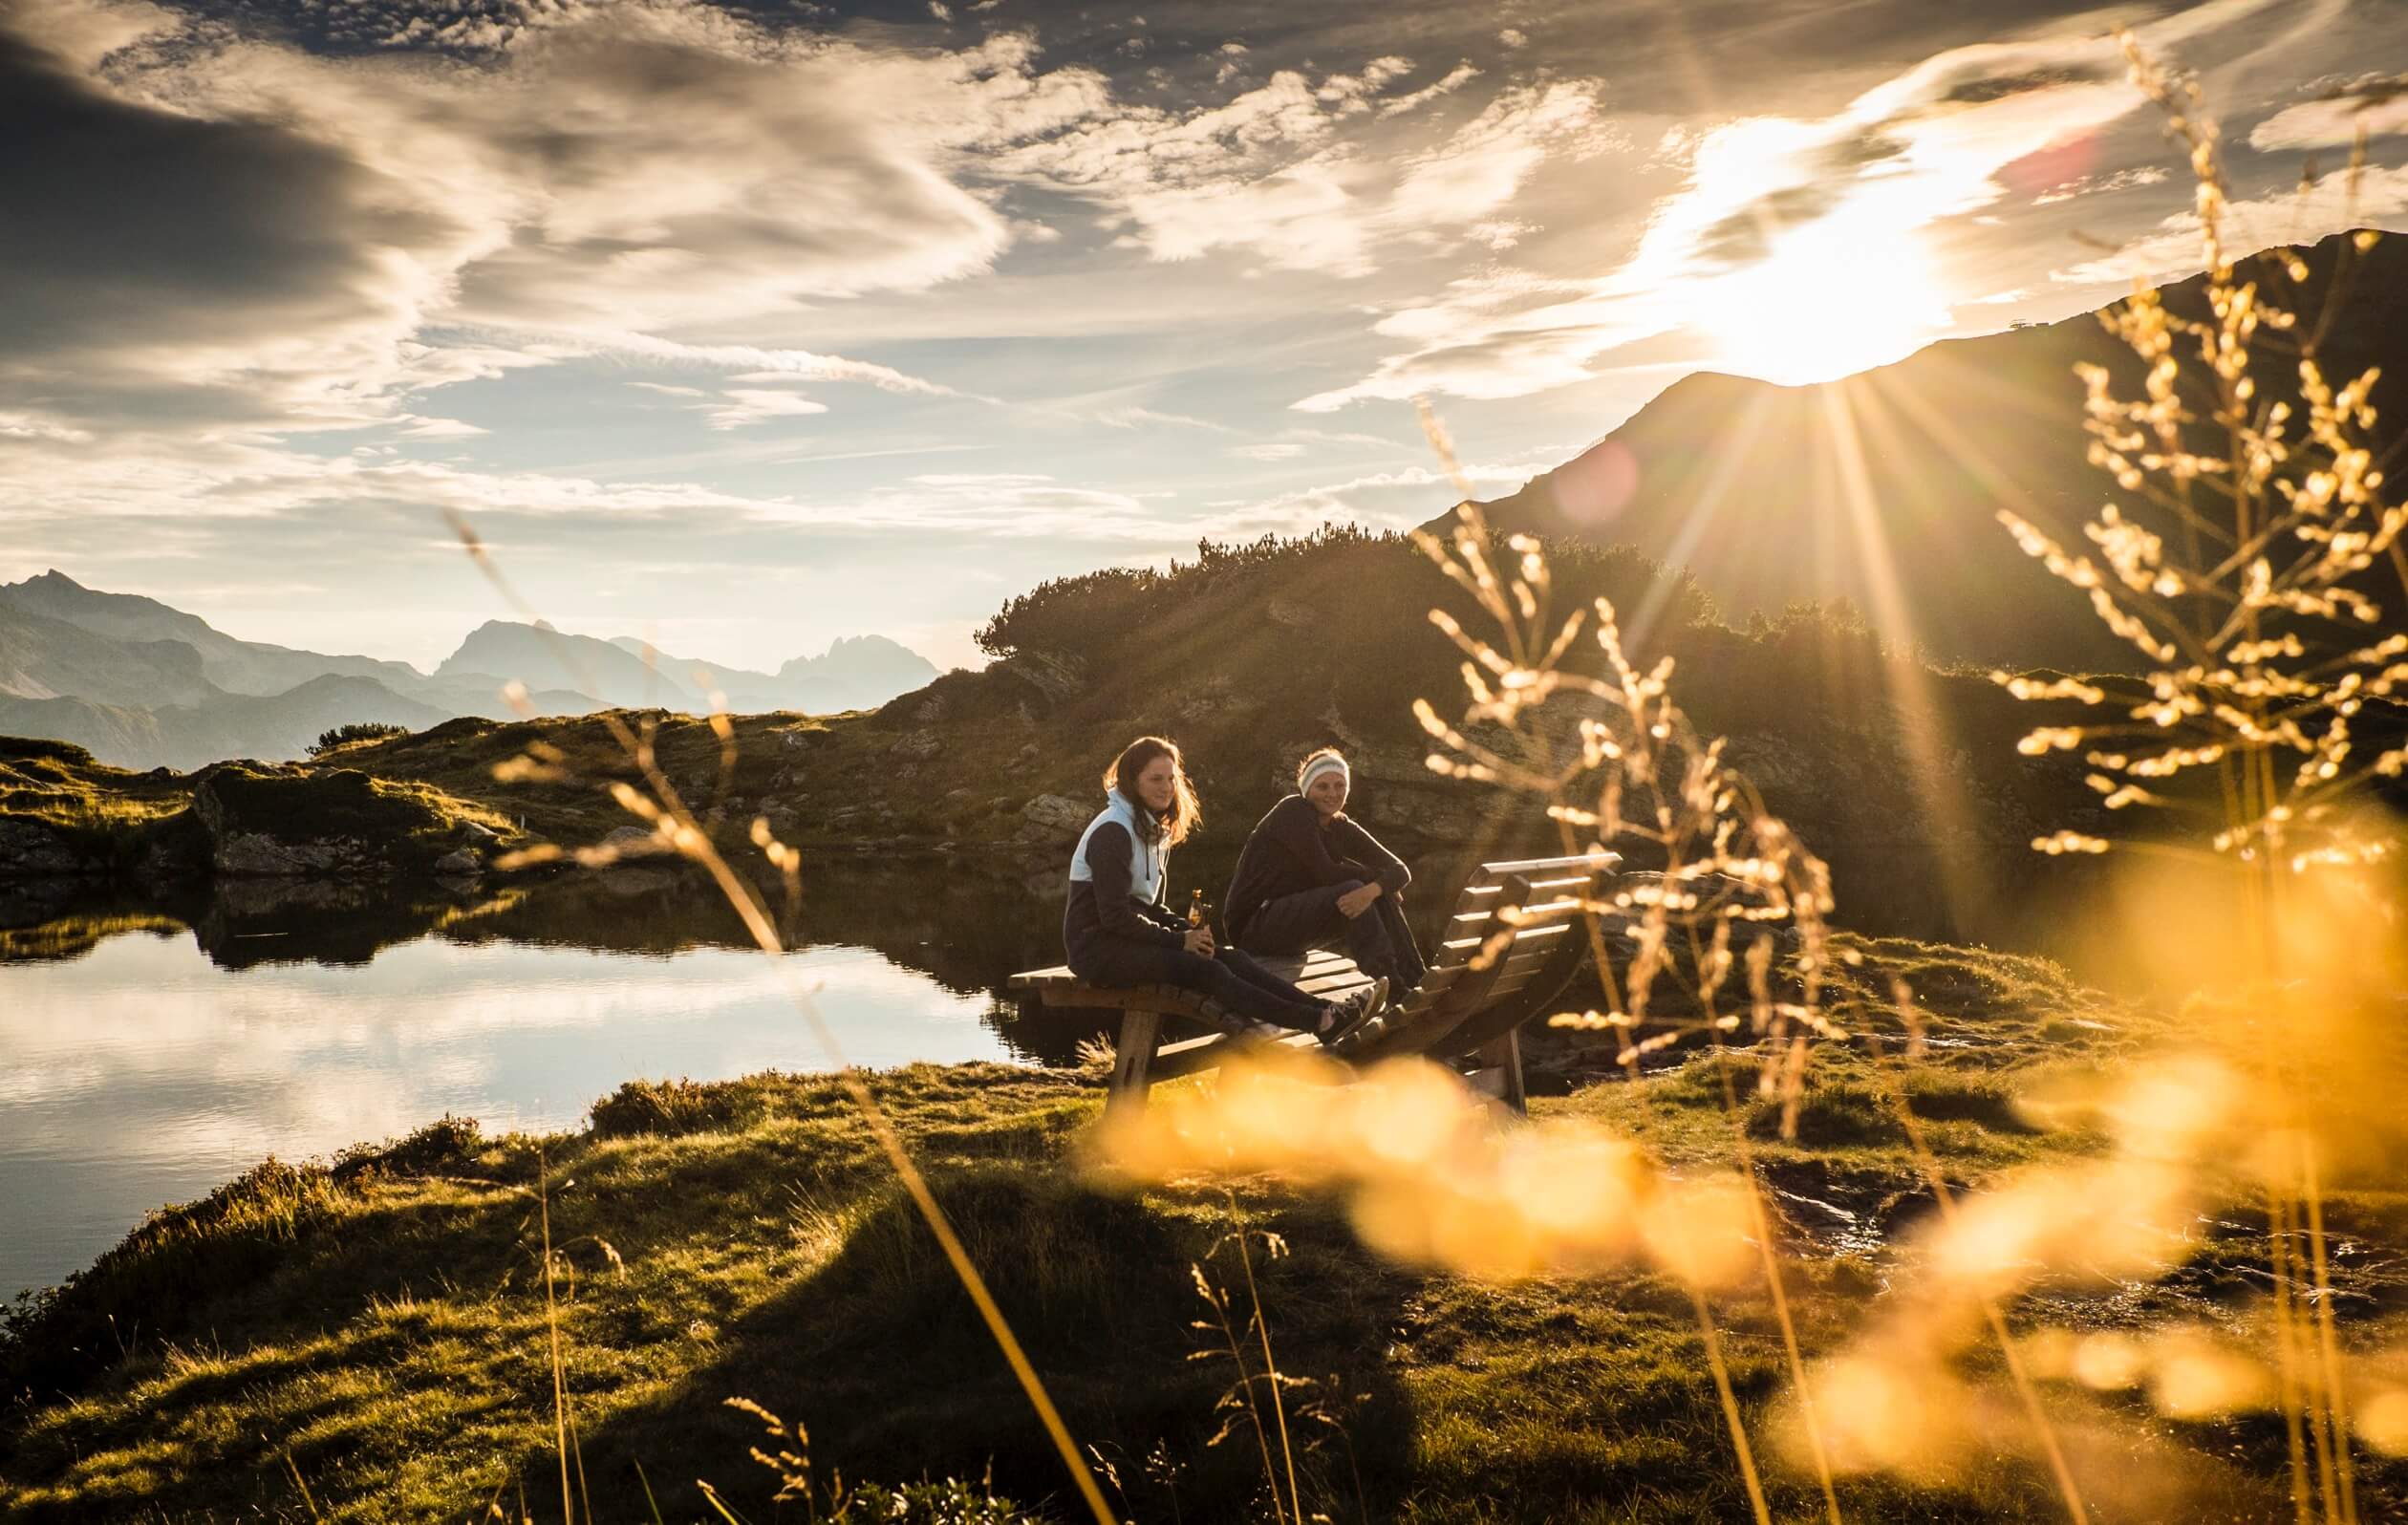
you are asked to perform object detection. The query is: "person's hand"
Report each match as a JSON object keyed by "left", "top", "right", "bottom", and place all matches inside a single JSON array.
[
  {"left": 1183, "top": 926, "right": 1216, "bottom": 956},
  {"left": 1336, "top": 883, "right": 1381, "bottom": 919}
]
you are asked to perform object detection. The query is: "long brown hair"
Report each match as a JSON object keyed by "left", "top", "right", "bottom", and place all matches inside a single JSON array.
[{"left": 1104, "top": 735, "right": 1201, "bottom": 848}]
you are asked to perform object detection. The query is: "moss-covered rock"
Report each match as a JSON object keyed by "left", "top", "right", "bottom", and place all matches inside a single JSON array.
[{"left": 189, "top": 763, "right": 508, "bottom": 878}]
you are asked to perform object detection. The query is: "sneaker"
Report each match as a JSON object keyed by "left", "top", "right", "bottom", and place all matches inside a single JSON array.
[{"left": 1317, "top": 977, "right": 1388, "bottom": 1048}]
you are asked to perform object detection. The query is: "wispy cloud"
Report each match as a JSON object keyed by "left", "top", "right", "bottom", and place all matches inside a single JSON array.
[
  {"left": 1094, "top": 406, "right": 1235, "bottom": 432},
  {"left": 2248, "top": 82, "right": 2408, "bottom": 150},
  {"left": 2052, "top": 163, "right": 2408, "bottom": 285},
  {"left": 704, "top": 390, "right": 831, "bottom": 431}
]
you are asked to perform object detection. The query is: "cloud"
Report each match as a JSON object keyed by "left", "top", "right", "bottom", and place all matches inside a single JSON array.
[
  {"left": 394, "top": 415, "right": 488, "bottom": 440},
  {"left": 0, "top": 0, "right": 1097, "bottom": 436},
  {"left": 1191, "top": 460, "right": 1539, "bottom": 540},
  {"left": 573, "top": 335, "right": 963, "bottom": 398},
  {"left": 704, "top": 390, "right": 831, "bottom": 430},
  {"left": 1094, "top": 406, "right": 1235, "bottom": 431},
  {"left": 2248, "top": 84, "right": 2408, "bottom": 151},
  {"left": 994, "top": 60, "right": 1615, "bottom": 276},
  {"left": 2051, "top": 163, "right": 2408, "bottom": 285},
  {"left": 2030, "top": 163, "right": 2169, "bottom": 205},
  {"left": 1295, "top": 2, "right": 2305, "bottom": 406}
]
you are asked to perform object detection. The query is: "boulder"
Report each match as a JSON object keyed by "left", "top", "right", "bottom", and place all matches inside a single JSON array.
[
  {"left": 0, "top": 819, "right": 95, "bottom": 879},
  {"left": 433, "top": 848, "right": 484, "bottom": 878},
  {"left": 1006, "top": 651, "right": 1087, "bottom": 703},
  {"left": 891, "top": 729, "right": 944, "bottom": 761},
  {"left": 1018, "top": 792, "right": 1091, "bottom": 842}
]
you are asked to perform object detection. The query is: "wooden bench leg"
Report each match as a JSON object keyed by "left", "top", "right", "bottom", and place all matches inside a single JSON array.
[
  {"left": 1477, "top": 1029, "right": 1528, "bottom": 1116},
  {"left": 1105, "top": 1008, "right": 1164, "bottom": 1119}
]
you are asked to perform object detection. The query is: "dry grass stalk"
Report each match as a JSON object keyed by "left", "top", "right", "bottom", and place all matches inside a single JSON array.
[
  {"left": 1989, "top": 33, "right": 2405, "bottom": 1525},
  {"left": 443, "top": 511, "right": 1119, "bottom": 1525}
]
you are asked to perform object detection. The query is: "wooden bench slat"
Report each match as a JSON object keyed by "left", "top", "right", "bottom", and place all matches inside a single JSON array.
[{"left": 1293, "top": 969, "right": 1375, "bottom": 997}]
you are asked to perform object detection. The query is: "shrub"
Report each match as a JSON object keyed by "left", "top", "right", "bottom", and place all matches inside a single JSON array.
[
  {"left": 311, "top": 720, "right": 411, "bottom": 756},
  {"left": 590, "top": 1076, "right": 772, "bottom": 1136}
]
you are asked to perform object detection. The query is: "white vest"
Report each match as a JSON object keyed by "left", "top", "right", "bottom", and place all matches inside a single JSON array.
[{"left": 1067, "top": 789, "right": 1164, "bottom": 904}]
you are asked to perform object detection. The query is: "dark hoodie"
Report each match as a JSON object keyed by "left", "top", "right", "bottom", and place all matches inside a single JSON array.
[{"left": 1223, "top": 795, "right": 1410, "bottom": 942}]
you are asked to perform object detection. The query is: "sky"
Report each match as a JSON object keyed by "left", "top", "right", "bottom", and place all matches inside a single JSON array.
[{"left": 4, "top": 0, "right": 2405, "bottom": 675}]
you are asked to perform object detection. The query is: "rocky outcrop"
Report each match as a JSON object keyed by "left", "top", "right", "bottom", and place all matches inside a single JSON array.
[
  {"left": 1017, "top": 793, "right": 1090, "bottom": 843},
  {"left": 0, "top": 819, "right": 96, "bottom": 878},
  {"left": 191, "top": 764, "right": 500, "bottom": 880}
]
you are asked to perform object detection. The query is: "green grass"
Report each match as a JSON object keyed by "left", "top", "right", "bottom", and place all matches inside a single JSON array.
[
  {"left": 0, "top": 736, "right": 197, "bottom": 865},
  {"left": 6, "top": 936, "right": 2397, "bottom": 1522}
]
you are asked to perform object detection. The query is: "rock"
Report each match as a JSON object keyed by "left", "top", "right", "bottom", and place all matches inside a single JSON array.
[
  {"left": 210, "top": 831, "right": 375, "bottom": 877},
  {"left": 892, "top": 729, "right": 943, "bottom": 761},
  {"left": 1019, "top": 652, "right": 1087, "bottom": 701},
  {"left": 1018, "top": 792, "right": 1091, "bottom": 842},
  {"left": 915, "top": 696, "right": 947, "bottom": 724},
  {"left": 0, "top": 819, "right": 95, "bottom": 879},
  {"left": 192, "top": 765, "right": 493, "bottom": 879},
  {"left": 1268, "top": 599, "right": 1314, "bottom": 629},
  {"left": 433, "top": 848, "right": 484, "bottom": 877},
  {"left": 1177, "top": 676, "right": 1236, "bottom": 721}
]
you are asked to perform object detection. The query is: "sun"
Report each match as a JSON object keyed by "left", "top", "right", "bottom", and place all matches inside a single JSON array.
[{"left": 1694, "top": 216, "right": 1954, "bottom": 386}]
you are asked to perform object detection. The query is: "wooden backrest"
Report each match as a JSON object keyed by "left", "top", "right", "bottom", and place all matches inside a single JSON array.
[{"left": 1359, "top": 851, "right": 1616, "bottom": 1060}]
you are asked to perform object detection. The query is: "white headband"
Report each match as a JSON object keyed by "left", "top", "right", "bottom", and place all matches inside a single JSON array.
[{"left": 1301, "top": 754, "right": 1349, "bottom": 793}]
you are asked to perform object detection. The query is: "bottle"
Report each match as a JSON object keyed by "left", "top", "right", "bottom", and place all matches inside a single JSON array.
[{"left": 1188, "top": 888, "right": 1207, "bottom": 927}]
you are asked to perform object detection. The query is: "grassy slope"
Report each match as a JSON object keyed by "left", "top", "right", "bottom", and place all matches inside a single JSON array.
[
  {"left": 5, "top": 939, "right": 2398, "bottom": 1524},
  {"left": 0, "top": 736, "right": 193, "bottom": 855}
]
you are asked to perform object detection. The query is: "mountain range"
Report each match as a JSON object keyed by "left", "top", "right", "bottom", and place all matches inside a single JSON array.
[
  {"left": 1454, "top": 227, "right": 2407, "bottom": 672},
  {"left": 0, "top": 571, "right": 939, "bottom": 770}
]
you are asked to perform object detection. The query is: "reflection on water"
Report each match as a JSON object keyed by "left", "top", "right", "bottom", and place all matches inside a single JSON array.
[
  {"left": 0, "top": 859, "right": 1086, "bottom": 1298},
  {"left": 0, "top": 836, "right": 2092, "bottom": 1297}
]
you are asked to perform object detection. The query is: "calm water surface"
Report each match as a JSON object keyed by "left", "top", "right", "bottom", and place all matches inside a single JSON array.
[
  {"left": 0, "top": 863, "right": 1080, "bottom": 1298},
  {"left": 1, "top": 838, "right": 2080, "bottom": 1298}
]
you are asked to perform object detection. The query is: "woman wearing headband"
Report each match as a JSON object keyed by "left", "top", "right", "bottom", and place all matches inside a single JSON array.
[
  {"left": 1063, "top": 736, "right": 1387, "bottom": 1045},
  {"left": 1224, "top": 747, "right": 1427, "bottom": 997}
]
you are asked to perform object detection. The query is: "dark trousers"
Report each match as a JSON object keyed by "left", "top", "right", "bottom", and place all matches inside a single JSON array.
[
  {"left": 1236, "top": 880, "right": 1428, "bottom": 989},
  {"left": 1065, "top": 939, "right": 1328, "bottom": 1031}
]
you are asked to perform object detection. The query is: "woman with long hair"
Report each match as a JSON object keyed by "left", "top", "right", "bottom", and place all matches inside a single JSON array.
[
  {"left": 1224, "top": 747, "right": 1428, "bottom": 995},
  {"left": 1064, "top": 736, "right": 1385, "bottom": 1042}
]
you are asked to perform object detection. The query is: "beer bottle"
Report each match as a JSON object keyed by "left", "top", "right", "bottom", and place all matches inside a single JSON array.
[{"left": 1188, "top": 888, "right": 1206, "bottom": 927}]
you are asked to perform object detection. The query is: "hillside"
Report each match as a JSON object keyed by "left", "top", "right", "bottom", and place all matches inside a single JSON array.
[
  {"left": 0, "top": 579, "right": 939, "bottom": 768},
  {"left": 284, "top": 526, "right": 2122, "bottom": 954},
  {"left": 0, "top": 600, "right": 211, "bottom": 709},
  {"left": 779, "top": 633, "right": 942, "bottom": 712},
  {"left": 440, "top": 620, "right": 711, "bottom": 711},
  {"left": 0, "top": 675, "right": 453, "bottom": 772},
  {"left": 1457, "top": 228, "right": 2407, "bottom": 671},
  {"left": 604, "top": 631, "right": 938, "bottom": 713},
  {"left": 0, "top": 570, "right": 424, "bottom": 697}
]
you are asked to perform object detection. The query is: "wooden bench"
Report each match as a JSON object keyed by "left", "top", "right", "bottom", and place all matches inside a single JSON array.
[{"left": 1009, "top": 852, "right": 1619, "bottom": 1117}]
